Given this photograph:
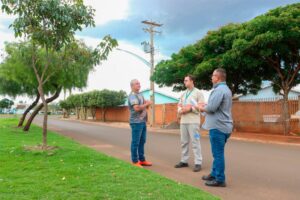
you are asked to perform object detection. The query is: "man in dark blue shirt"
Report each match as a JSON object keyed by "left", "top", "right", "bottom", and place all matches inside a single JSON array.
[{"left": 128, "top": 79, "right": 152, "bottom": 168}]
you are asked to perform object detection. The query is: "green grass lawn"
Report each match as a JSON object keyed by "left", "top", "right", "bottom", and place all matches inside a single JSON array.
[{"left": 0, "top": 118, "right": 219, "bottom": 200}]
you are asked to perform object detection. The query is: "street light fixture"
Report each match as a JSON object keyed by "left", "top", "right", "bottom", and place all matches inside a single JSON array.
[{"left": 116, "top": 48, "right": 151, "bottom": 68}]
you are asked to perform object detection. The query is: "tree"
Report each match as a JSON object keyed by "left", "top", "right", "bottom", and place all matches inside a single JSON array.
[
  {"left": 194, "top": 23, "right": 270, "bottom": 95},
  {"left": 47, "top": 103, "right": 60, "bottom": 114},
  {"left": 86, "top": 91, "right": 100, "bottom": 120},
  {"left": 96, "top": 90, "right": 127, "bottom": 122},
  {"left": 59, "top": 99, "right": 72, "bottom": 118},
  {"left": 61, "top": 90, "right": 127, "bottom": 121},
  {"left": 1, "top": 0, "right": 94, "bottom": 148},
  {"left": 0, "top": 76, "right": 40, "bottom": 126},
  {"left": 152, "top": 44, "right": 201, "bottom": 91},
  {"left": 1, "top": 0, "right": 117, "bottom": 147},
  {"left": 0, "top": 98, "right": 14, "bottom": 110},
  {"left": 152, "top": 23, "right": 268, "bottom": 95},
  {"left": 23, "top": 88, "right": 61, "bottom": 131},
  {"left": 0, "top": 40, "right": 93, "bottom": 130},
  {"left": 0, "top": 42, "right": 42, "bottom": 127},
  {"left": 20, "top": 38, "right": 117, "bottom": 131},
  {"left": 233, "top": 3, "right": 300, "bottom": 134},
  {"left": 153, "top": 3, "right": 300, "bottom": 135}
]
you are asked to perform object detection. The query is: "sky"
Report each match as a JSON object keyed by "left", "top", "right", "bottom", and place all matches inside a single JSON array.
[{"left": 0, "top": 0, "right": 299, "bottom": 104}]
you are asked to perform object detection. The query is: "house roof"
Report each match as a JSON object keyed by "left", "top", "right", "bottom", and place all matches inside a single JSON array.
[
  {"left": 239, "top": 81, "right": 300, "bottom": 99},
  {"left": 16, "top": 104, "right": 27, "bottom": 109},
  {"left": 140, "top": 88, "right": 179, "bottom": 101}
]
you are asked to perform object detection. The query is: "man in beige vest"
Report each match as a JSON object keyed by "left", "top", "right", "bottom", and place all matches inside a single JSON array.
[{"left": 175, "top": 75, "right": 205, "bottom": 172}]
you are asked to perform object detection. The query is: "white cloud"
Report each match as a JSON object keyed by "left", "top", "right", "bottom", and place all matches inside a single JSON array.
[
  {"left": 0, "top": 23, "right": 5, "bottom": 30},
  {"left": 0, "top": 25, "right": 15, "bottom": 63},
  {"left": 75, "top": 35, "right": 162, "bottom": 94},
  {"left": 84, "top": 0, "right": 129, "bottom": 25},
  {"left": 74, "top": 35, "right": 211, "bottom": 102},
  {"left": 0, "top": 14, "right": 210, "bottom": 104},
  {"left": 0, "top": 31, "right": 211, "bottom": 103},
  {"left": 0, "top": 12, "right": 15, "bottom": 20}
]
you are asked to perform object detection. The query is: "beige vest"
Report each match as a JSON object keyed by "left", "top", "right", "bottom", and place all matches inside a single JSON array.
[{"left": 178, "top": 88, "right": 205, "bottom": 124}]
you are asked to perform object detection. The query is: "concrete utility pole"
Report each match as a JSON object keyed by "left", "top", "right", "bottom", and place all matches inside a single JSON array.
[{"left": 142, "top": 20, "right": 162, "bottom": 127}]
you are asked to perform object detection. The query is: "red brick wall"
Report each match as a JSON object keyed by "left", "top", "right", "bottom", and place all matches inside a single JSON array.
[
  {"left": 95, "top": 106, "right": 129, "bottom": 122},
  {"left": 94, "top": 100, "right": 300, "bottom": 134},
  {"left": 95, "top": 103, "right": 179, "bottom": 125},
  {"left": 232, "top": 100, "right": 300, "bottom": 134}
]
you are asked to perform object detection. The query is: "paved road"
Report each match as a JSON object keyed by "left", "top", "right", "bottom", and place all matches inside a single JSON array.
[{"left": 34, "top": 116, "right": 300, "bottom": 200}]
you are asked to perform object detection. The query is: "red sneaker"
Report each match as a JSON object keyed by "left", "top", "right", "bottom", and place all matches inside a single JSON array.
[
  {"left": 132, "top": 162, "right": 143, "bottom": 168},
  {"left": 138, "top": 160, "right": 152, "bottom": 166}
]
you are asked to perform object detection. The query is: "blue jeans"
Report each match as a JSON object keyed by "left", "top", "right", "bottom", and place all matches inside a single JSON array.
[
  {"left": 130, "top": 122, "right": 147, "bottom": 163},
  {"left": 209, "top": 129, "right": 231, "bottom": 183}
]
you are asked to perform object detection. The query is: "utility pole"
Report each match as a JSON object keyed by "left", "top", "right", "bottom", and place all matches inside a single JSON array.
[{"left": 142, "top": 20, "right": 162, "bottom": 127}]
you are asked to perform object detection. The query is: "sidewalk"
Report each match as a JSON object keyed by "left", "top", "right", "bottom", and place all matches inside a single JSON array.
[{"left": 60, "top": 117, "right": 300, "bottom": 146}]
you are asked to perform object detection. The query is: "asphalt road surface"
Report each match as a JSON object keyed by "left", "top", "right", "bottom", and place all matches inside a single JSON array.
[{"left": 33, "top": 116, "right": 300, "bottom": 200}]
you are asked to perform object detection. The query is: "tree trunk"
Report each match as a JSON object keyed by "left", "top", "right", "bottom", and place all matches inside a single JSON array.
[
  {"left": 18, "top": 93, "right": 40, "bottom": 127},
  {"left": 76, "top": 107, "right": 80, "bottom": 119},
  {"left": 91, "top": 107, "right": 96, "bottom": 120},
  {"left": 63, "top": 108, "right": 69, "bottom": 118},
  {"left": 41, "top": 99, "right": 48, "bottom": 148},
  {"left": 23, "top": 88, "right": 61, "bottom": 132},
  {"left": 83, "top": 107, "right": 87, "bottom": 120},
  {"left": 282, "top": 90, "right": 290, "bottom": 135},
  {"left": 63, "top": 108, "right": 67, "bottom": 118}
]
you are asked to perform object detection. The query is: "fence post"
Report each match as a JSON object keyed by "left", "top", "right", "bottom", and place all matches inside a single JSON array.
[
  {"left": 298, "top": 95, "right": 300, "bottom": 129},
  {"left": 162, "top": 104, "right": 166, "bottom": 126},
  {"left": 256, "top": 101, "right": 260, "bottom": 125}
]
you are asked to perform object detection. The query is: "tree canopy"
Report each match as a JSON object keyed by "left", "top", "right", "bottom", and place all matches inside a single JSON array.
[
  {"left": 60, "top": 90, "right": 127, "bottom": 120},
  {"left": 152, "top": 3, "right": 300, "bottom": 97},
  {"left": 152, "top": 3, "right": 300, "bottom": 134}
]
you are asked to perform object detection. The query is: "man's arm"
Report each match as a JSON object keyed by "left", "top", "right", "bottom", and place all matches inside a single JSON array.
[
  {"left": 181, "top": 105, "right": 193, "bottom": 114},
  {"left": 133, "top": 101, "right": 152, "bottom": 112},
  {"left": 191, "top": 91, "right": 205, "bottom": 113},
  {"left": 199, "top": 89, "right": 223, "bottom": 113},
  {"left": 129, "top": 95, "right": 151, "bottom": 112},
  {"left": 178, "top": 93, "right": 184, "bottom": 113},
  {"left": 178, "top": 91, "right": 194, "bottom": 114}
]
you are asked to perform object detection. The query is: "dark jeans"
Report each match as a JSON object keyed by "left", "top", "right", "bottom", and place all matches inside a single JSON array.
[
  {"left": 130, "top": 122, "right": 147, "bottom": 163},
  {"left": 209, "top": 129, "right": 231, "bottom": 183}
]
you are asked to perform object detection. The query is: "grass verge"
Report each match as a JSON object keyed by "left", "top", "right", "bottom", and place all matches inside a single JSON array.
[{"left": 0, "top": 118, "right": 219, "bottom": 200}]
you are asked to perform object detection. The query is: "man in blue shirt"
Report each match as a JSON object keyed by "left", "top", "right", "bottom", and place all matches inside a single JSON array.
[
  {"left": 128, "top": 79, "right": 152, "bottom": 168},
  {"left": 199, "top": 68, "right": 233, "bottom": 187}
]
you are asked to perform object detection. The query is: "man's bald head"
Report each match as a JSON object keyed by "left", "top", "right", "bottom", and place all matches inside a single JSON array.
[
  {"left": 215, "top": 68, "right": 227, "bottom": 81},
  {"left": 211, "top": 68, "right": 227, "bottom": 84},
  {"left": 130, "top": 79, "right": 141, "bottom": 93}
]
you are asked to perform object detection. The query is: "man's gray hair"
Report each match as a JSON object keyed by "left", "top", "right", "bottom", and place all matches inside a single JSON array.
[
  {"left": 215, "top": 68, "right": 227, "bottom": 81},
  {"left": 130, "top": 79, "right": 139, "bottom": 87}
]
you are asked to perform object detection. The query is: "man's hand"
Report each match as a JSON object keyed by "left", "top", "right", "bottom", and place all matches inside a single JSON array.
[
  {"left": 198, "top": 102, "right": 206, "bottom": 112},
  {"left": 145, "top": 100, "right": 152, "bottom": 108},
  {"left": 180, "top": 104, "right": 192, "bottom": 114},
  {"left": 133, "top": 100, "right": 152, "bottom": 112}
]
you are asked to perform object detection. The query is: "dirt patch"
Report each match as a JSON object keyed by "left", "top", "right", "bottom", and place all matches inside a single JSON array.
[{"left": 23, "top": 145, "right": 59, "bottom": 151}]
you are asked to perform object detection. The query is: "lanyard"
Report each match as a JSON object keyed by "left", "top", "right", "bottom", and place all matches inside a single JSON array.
[{"left": 184, "top": 88, "right": 194, "bottom": 105}]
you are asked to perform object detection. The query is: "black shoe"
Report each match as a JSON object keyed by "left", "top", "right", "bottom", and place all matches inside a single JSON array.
[
  {"left": 202, "top": 174, "right": 215, "bottom": 181},
  {"left": 174, "top": 162, "right": 189, "bottom": 168},
  {"left": 205, "top": 180, "right": 226, "bottom": 187},
  {"left": 193, "top": 164, "right": 201, "bottom": 172}
]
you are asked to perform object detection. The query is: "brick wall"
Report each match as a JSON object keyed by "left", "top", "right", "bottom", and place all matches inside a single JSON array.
[{"left": 93, "top": 99, "right": 300, "bottom": 134}]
